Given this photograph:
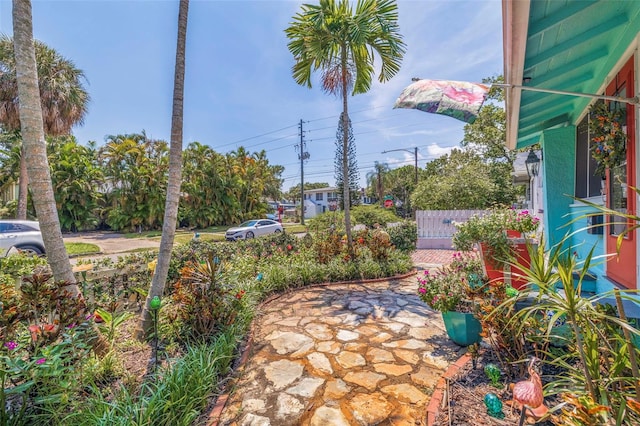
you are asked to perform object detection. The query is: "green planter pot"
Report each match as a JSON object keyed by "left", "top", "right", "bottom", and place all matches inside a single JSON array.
[{"left": 442, "top": 311, "right": 482, "bottom": 346}]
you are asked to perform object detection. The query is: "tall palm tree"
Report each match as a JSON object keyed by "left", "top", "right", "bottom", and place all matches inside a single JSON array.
[
  {"left": 0, "top": 34, "right": 89, "bottom": 219},
  {"left": 286, "top": 0, "right": 405, "bottom": 254},
  {"left": 140, "top": 0, "right": 189, "bottom": 336},
  {"left": 366, "top": 161, "right": 390, "bottom": 205},
  {"left": 11, "top": 0, "right": 77, "bottom": 288}
]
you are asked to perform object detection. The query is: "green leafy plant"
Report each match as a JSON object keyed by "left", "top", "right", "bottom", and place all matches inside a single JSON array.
[
  {"left": 170, "top": 255, "right": 246, "bottom": 342},
  {"left": 509, "top": 237, "right": 640, "bottom": 424},
  {"left": 350, "top": 204, "right": 399, "bottom": 228},
  {"left": 417, "top": 252, "right": 486, "bottom": 312},
  {"left": 95, "top": 304, "right": 136, "bottom": 348},
  {"left": 452, "top": 208, "right": 540, "bottom": 267},
  {"left": 387, "top": 220, "right": 417, "bottom": 252}
]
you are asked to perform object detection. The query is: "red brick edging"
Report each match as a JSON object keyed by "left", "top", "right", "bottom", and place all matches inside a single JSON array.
[{"left": 425, "top": 352, "right": 473, "bottom": 426}]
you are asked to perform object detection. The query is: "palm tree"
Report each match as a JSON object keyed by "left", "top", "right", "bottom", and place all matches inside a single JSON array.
[
  {"left": 366, "top": 161, "right": 390, "bottom": 205},
  {"left": 0, "top": 34, "right": 89, "bottom": 219},
  {"left": 286, "top": 0, "right": 405, "bottom": 254},
  {"left": 11, "top": 0, "right": 77, "bottom": 288},
  {"left": 140, "top": 0, "right": 189, "bottom": 336}
]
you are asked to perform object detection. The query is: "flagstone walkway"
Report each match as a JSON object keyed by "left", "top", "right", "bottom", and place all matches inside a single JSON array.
[{"left": 213, "top": 265, "right": 465, "bottom": 425}]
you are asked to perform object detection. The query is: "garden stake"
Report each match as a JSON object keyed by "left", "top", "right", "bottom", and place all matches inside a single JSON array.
[
  {"left": 150, "top": 296, "right": 162, "bottom": 373},
  {"left": 614, "top": 289, "right": 640, "bottom": 401},
  {"left": 446, "top": 377, "right": 452, "bottom": 426}
]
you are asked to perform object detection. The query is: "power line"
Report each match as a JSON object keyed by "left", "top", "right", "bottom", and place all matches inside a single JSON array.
[{"left": 214, "top": 124, "right": 298, "bottom": 150}]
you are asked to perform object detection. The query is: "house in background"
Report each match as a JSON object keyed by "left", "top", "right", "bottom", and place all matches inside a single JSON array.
[
  {"left": 302, "top": 187, "right": 375, "bottom": 219},
  {"left": 0, "top": 182, "right": 18, "bottom": 206},
  {"left": 302, "top": 187, "right": 340, "bottom": 219},
  {"left": 502, "top": 0, "right": 640, "bottom": 292}
]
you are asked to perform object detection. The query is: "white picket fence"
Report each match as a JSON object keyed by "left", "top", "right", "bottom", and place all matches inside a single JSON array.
[{"left": 415, "top": 210, "right": 487, "bottom": 249}]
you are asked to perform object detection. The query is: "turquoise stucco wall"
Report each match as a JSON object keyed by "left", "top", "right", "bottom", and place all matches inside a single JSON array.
[
  {"left": 540, "top": 126, "right": 577, "bottom": 248},
  {"left": 568, "top": 203, "right": 606, "bottom": 289}
]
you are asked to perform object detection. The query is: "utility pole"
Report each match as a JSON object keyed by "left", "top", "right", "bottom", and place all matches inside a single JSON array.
[
  {"left": 381, "top": 147, "right": 419, "bottom": 218},
  {"left": 413, "top": 146, "right": 418, "bottom": 184},
  {"left": 296, "top": 119, "right": 310, "bottom": 225}
]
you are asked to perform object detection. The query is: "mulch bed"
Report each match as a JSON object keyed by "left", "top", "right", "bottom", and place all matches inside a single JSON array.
[{"left": 433, "top": 349, "right": 557, "bottom": 426}]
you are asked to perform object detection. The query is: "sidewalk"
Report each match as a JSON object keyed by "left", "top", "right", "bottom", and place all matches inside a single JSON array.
[
  {"left": 411, "top": 249, "right": 456, "bottom": 270},
  {"left": 209, "top": 250, "right": 462, "bottom": 426}
]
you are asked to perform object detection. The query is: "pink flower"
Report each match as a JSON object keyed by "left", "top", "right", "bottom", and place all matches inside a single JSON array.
[
  {"left": 4, "top": 341, "right": 17, "bottom": 351},
  {"left": 35, "top": 358, "right": 46, "bottom": 365},
  {"left": 418, "top": 288, "right": 426, "bottom": 294}
]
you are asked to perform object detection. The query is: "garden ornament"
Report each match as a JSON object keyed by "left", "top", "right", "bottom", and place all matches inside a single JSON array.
[{"left": 510, "top": 357, "right": 548, "bottom": 425}]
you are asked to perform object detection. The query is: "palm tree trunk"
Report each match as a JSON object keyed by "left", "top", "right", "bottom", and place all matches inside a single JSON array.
[
  {"left": 16, "top": 145, "right": 28, "bottom": 219},
  {"left": 340, "top": 43, "right": 353, "bottom": 257},
  {"left": 12, "top": 0, "right": 77, "bottom": 290},
  {"left": 140, "top": 0, "right": 189, "bottom": 337}
]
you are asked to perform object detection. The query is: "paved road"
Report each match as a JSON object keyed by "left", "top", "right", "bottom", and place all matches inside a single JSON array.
[{"left": 64, "top": 232, "right": 160, "bottom": 254}]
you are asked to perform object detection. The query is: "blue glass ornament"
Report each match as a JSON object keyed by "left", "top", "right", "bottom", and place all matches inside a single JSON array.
[{"left": 483, "top": 393, "right": 504, "bottom": 419}]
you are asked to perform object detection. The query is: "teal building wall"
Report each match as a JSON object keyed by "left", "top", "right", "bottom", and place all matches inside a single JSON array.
[{"left": 540, "top": 126, "right": 577, "bottom": 248}]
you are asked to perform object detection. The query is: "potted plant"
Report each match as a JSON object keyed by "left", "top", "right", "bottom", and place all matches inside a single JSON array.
[
  {"left": 417, "top": 252, "right": 486, "bottom": 346},
  {"left": 452, "top": 208, "right": 540, "bottom": 288}
]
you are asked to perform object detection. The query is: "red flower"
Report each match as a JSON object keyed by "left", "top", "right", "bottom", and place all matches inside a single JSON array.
[
  {"left": 287, "top": 244, "right": 293, "bottom": 251},
  {"left": 28, "top": 324, "right": 41, "bottom": 341},
  {"left": 235, "top": 290, "right": 246, "bottom": 300}
]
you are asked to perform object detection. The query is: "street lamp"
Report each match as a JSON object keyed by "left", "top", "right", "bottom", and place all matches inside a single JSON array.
[
  {"left": 381, "top": 147, "right": 419, "bottom": 184},
  {"left": 525, "top": 148, "right": 540, "bottom": 211}
]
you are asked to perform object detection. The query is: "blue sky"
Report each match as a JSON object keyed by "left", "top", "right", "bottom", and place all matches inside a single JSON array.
[{"left": 0, "top": 0, "right": 503, "bottom": 191}]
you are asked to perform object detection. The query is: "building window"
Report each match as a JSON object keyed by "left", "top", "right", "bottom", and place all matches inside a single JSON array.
[
  {"left": 575, "top": 113, "right": 602, "bottom": 198},
  {"left": 315, "top": 193, "right": 323, "bottom": 201}
]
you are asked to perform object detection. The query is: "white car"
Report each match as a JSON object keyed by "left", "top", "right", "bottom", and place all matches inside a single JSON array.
[
  {"left": 0, "top": 220, "right": 46, "bottom": 256},
  {"left": 225, "top": 219, "right": 283, "bottom": 241}
]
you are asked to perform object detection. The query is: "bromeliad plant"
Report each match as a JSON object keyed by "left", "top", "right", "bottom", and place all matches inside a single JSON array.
[{"left": 169, "top": 254, "right": 247, "bottom": 342}]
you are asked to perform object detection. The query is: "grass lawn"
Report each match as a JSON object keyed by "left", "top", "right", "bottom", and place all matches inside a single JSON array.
[
  {"left": 125, "top": 224, "right": 307, "bottom": 243},
  {"left": 174, "top": 233, "right": 225, "bottom": 245},
  {"left": 65, "top": 242, "right": 101, "bottom": 256}
]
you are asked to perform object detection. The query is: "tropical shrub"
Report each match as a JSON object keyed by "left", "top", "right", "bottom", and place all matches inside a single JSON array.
[
  {"left": 1, "top": 272, "right": 94, "bottom": 423},
  {"left": 387, "top": 220, "right": 417, "bottom": 252},
  {"left": 351, "top": 204, "right": 399, "bottom": 228},
  {"left": 169, "top": 255, "right": 247, "bottom": 342},
  {"left": 307, "top": 210, "right": 345, "bottom": 233}
]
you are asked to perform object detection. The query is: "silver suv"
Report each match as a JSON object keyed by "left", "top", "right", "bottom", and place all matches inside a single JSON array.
[{"left": 0, "top": 220, "right": 46, "bottom": 256}]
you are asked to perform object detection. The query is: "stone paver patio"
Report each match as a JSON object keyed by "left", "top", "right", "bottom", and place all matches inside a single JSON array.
[{"left": 214, "top": 272, "right": 464, "bottom": 425}]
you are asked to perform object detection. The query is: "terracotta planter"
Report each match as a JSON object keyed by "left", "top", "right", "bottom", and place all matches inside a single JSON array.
[
  {"left": 480, "top": 240, "right": 534, "bottom": 290},
  {"left": 442, "top": 311, "right": 482, "bottom": 346},
  {"left": 479, "top": 243, "right": 505, "bottom": 284},
  {"left": 508, "top": 239, "right": 533, "bottom": 290},
  {"left": 506, "top": 229, "right": 522, "bottom": 238}
]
